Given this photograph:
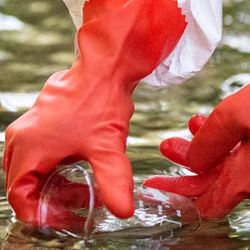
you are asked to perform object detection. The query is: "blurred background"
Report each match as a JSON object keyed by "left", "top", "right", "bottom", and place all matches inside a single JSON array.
[{"left": 0, "top": 0, "right": 250, "bottom": 249}]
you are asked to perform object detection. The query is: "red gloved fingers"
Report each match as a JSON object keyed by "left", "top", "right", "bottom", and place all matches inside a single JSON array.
[
  {"left": 187, "top": 84, "right": 250, "bottom": 174},
  {"left": 7, "top": 153, "right": 62, "bottom": 223},
  {"left": 188, "top": 114, "right": 207, "bottom": 135},
  {"left": 6, "top": 147, "right": 93, "bottom": 231},
  {"left": 146, "top": 112, "right": 250, "bottom": 220},
  {"left": 144, "top": 171, "right": 219, "bottom": 198},
  {"left": 89, "top": 147, "right": 134, "bottom": 219},
  {"left": 144, "top": 114, "right": 213, "bottom": 197},
  {"left": 160, "top": 137, "right": 189, "bottom": 167},
  {"left": 4, "top": 121, "right": 81, "bottom": 226},
  {"left": 160, "top": 114, "right": 207, "bottom": 169}
]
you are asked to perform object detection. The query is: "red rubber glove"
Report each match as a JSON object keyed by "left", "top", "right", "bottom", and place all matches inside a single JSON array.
[
  {"left": 145, "top": 84, "right": 250, "bottom": 219},
  {"left": 2, "top": 0, "right": 186, "bottom": 229}
]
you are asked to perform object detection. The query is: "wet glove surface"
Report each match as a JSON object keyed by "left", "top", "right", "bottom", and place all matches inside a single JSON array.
[
  {"left": 3, "top": 0, "right": 186, "bottom": 230},
  {"left": 145, "top": 84, "right": 250, "bottom": 219}
]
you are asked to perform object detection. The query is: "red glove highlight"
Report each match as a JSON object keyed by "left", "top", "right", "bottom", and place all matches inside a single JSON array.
[
  {"left": 145, "top": 84, "right": 250, "bottom": 219},
  {"left": 3, "top": 0, "right": 186, "bottom": 229}
]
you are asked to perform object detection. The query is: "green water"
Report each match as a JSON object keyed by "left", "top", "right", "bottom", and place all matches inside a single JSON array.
[{"left": 0, "top": 0, "right": 250, "bottom": 249}]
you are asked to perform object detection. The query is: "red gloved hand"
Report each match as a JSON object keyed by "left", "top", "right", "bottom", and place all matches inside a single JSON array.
[
  {"left": 3, "top": 0, "right": 186, "bottom": 230},
  {"left": 145, "top": 84, "right": 250, "bottom": 219}
]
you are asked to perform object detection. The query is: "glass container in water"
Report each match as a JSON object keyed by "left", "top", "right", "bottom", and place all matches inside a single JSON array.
[{"left": 38, "top": 164, "right": 200, "bottom": 238}]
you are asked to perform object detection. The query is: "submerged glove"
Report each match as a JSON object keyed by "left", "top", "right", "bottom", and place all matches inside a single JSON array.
[
  {"left": 3, "top": 0, "right": 186, "bottom": 229},
  {"left": 145, "top": 84, "right": 250, "bottom": 219}
]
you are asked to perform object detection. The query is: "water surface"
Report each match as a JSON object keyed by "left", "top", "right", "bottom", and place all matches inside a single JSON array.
[{"left": 1, "top": 0, "right": 250, "bottom": 249}]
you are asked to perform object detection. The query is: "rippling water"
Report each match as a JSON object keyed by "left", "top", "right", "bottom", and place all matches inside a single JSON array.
[{"left": 0, "top": 0, "right": 250, "bottom": 249}]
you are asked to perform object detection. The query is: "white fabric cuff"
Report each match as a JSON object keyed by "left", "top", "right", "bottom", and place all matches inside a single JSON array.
[
  {"left": 63, "top": 0, "right": 86, "bottom": 29},
  {"left": 143, "top": 0, "right": 223, "bottom": 87}
]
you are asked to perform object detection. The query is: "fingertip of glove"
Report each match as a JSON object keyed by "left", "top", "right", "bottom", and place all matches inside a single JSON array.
[
  {"left": 143, "top": 176, "right": 159, "bottom": 189},
  {"left": 143, "top": 175, "right": 165, "bottom": 187},
  {"left": 101, "top": 182, "right": 135, "bottom": 219},
  {"left": 160, "top": 137, "right": 180, "bottom": 156},
  {"left": 160, "top": 137, "right": 189, "bottom": 166},
  {"left": 108, "top": 197, "right": 135, "bottom": 219},
  {"left": 188, "top": 114, "right": 207, "bottom": 135},
  {"left": 143, "top": 176, "right": 182, "bottom": 194}
]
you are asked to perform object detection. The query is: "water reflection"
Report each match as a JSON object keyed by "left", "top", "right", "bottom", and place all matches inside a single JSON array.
[
  {"left": 0, "top": 13, "right": 24, "bottom": 30},
  {"left": 222, "top": 34, "right": 250, "bottom": 53},
  {"left": 0, "top": 92, "right": 38, "bottom": 112},
  {"left": 0, "top": 0, "right": 75, "bottom": 92},
  {"left": 220, "top": 74, "right": 250, "bottom": 98},
  {"left": 0, "top": 0, "right": 250, "bottom": 248}
]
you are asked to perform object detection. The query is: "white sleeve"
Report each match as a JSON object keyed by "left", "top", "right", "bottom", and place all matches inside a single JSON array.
[
  {"left": 143, "top": 0, "right": 223, "bottom": 87},
  {"left": 62, "top": 0, "right": 86, "bottom": 29}
]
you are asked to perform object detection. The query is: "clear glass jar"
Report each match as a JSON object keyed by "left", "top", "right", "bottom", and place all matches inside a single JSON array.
[{"left": 38, "top": 164, "right": 200, "bottom": 238}]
